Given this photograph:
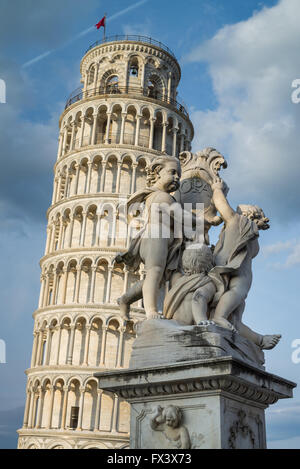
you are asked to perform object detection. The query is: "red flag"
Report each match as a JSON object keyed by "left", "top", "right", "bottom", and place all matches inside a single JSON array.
[{"left": 95, "top": 16, "right": 106, "bottom": 30}]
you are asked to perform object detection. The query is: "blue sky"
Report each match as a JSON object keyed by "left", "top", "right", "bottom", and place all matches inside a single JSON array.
[{"left": 0, "top": 0, "right": 300, "bottom": 449}]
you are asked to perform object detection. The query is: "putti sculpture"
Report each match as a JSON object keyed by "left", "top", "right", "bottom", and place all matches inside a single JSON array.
[
  {"left": 150, "top": 405, "right": 191, "bottom": 449},
  {"left": 97, "top": 149, "right": 296, "bottom": 450},
  {"left": 116, "top": 147, "right": 280, "bottom": 349},
  {"left": 116, "top": 148, "right": 225, "bottom": 319}
]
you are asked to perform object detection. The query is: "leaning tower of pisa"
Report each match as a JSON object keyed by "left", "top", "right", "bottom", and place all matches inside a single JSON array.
[{"left": 17, "top": 35, "right": 194, "bottom": 450}]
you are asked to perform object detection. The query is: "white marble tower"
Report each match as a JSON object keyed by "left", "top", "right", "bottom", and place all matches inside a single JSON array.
[{"left": 17, "top": 35, "right": 194, "bottom": 449}]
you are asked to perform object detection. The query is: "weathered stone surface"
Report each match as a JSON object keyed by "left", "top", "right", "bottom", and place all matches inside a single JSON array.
[
  {"left": 130, "top": 319, "right": 265, "bottom": 370},
  {"left": 96, "top": 356, "right": 296, "bottom": 449}
]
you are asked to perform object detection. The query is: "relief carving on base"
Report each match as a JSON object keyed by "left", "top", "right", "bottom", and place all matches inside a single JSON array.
[{"left": 150, "top": 405, "right": 191, "bottom": 449}]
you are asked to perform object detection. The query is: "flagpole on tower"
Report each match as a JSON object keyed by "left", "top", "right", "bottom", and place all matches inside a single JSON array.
[
  {"left": 103, "top": 13, "right": 107, "bottom": 41},
  {"left": 95, "top": 14, "right": 107, "bottom": 42}
]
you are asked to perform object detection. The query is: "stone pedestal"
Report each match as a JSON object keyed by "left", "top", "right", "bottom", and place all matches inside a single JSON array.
[
  {"left": 95, "top": 320, "right": 296, "bottom": 449},
  {"left": 129, "top": 319, "right": 266, "bottom": 370}
]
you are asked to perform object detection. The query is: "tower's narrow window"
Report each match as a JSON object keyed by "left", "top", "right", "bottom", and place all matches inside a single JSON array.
[
  {"left": 129, "top": 58, "right": 139, "bottom": 77},
  {"left": 41, "top": 341, "right": 47, "bottom": 365},
  {"left": 70, "top": 406, "right": 79, "bottom": 429},
  {"left": 147, "top": 80, "right": 157, "bottom": 99},
  {"left": 48, "top": 289, "right": 53, "bottom": 305},
  {"left": 106, "top": 76, "right": 119, "bottom": 94},
  {"left": 88, "top": 66, "right": 95, "bottom": 86},
  {"left": 33, "top": 397, "right": 40, "bottom": 427},
  {"left": 147, "top": 75, "right": 163, "bottom": 100}
]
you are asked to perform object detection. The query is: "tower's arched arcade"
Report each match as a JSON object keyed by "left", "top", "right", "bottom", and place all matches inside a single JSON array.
[{"left": 18, "top": 36, "right": 193, "bottom": 450}]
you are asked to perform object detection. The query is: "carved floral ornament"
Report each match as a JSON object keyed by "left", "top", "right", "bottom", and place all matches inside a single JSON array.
[{"left": 179, "top": 147, "right": 227, "bottom": 183}]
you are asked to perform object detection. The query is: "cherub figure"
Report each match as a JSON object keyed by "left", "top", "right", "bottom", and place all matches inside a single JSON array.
[
  {"left": 209, "top": 177, "right": 281, "bottom": 349},
  {"left": 115, "top": 155, "right": 183, "bottom": 320},
  {"left": 150, "top": 405, "right": 191, "bottom": 449},
  {"left": 163, "top": 245, "right": 216, "bottom": 325}
]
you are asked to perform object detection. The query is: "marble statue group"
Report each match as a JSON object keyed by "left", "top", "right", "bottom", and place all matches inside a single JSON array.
[
  {"left": 115, "top": 148, "right": 281, "bottom": 351},
  {"left": 98, "top": 148, "right": 296, "bottom": 451}
]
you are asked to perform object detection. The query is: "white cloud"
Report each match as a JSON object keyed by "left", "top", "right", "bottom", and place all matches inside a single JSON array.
[
  {"left": 184, "top": 0, "right": 300, "bottom": 221},
  {"left": 22, "top": 0, "right": 150, "bottom": 68},
  {"left": 266, "top": 402, "right": 300, "bottom": 447},
  {"left": 268, "top": 435, "right": 300, "bottom": 449},
  {"left": 0, "top": 101, "right": 58, "bottom": 221},
  {"left": 285, "top": 241, "right": 300, "bottom": 267},
  {"left": 263, "top": 239, "right": 296, "bottom": 256},
  {"left": 122, "top": 18, "right": 152, "bottom": 37},
  {"left": 0, "top": 61, "right": 60, "bottom": 222},
  {"left": 263, "top": 238, "right": 300, "bottom": 268},
  {"left": 268, "top": 403, "right": 300, "bottom": 415}
]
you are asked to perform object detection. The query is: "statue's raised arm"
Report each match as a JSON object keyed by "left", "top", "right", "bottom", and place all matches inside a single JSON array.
[{"left": 211, "top": 177, "right": 235, "bottom": 224}]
